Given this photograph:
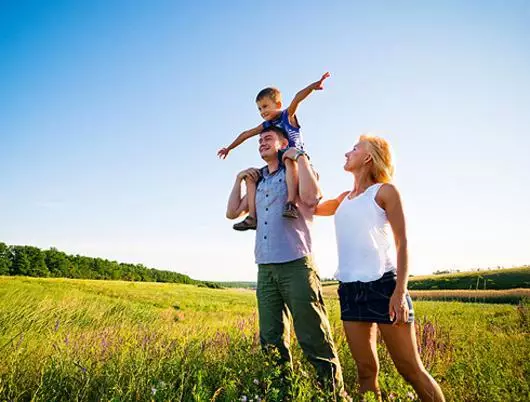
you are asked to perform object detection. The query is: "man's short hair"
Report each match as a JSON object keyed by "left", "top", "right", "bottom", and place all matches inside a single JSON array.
[
  {"left": 261, "top": 126, "right": 289, "bottom": 142},
  {"left": 256, "top": 87, "right": 282, "bottom": 103}
]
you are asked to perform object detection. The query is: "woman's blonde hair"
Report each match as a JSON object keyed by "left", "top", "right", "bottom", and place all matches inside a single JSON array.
[{"left": 359, "top": 134, "right": 395, "bottom": 183}]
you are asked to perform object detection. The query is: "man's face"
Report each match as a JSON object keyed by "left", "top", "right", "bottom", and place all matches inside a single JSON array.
[
  {"left": 256, "top": 97, "right": 282, "bottom": 121},
  {"left": 259, "top": 131, "right": 287, "bottom": 160}
]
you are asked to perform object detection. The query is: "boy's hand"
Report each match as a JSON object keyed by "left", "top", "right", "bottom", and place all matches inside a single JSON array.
[
  {"left": 311, "top": 72, "right": 331, "bottom": 90},
  {"left": 217, "top": 147, "right": 230, "bottom": 159},
  {"left": 282, "top": 148, "right": 306, "bottom": 162}
]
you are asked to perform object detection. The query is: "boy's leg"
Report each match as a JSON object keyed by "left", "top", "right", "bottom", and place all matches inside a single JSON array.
[
  {"left": 247, "top": 177, "right": 257, "bottom": 219},
  {"left": 278, "top": 256, "right": 344, "bottom": 397},
  {"left": 282, "top": 158, "right": 299, "bottom": 219},
  {"left": 233, "top": 178, "right": 257, "bottom": 231}
]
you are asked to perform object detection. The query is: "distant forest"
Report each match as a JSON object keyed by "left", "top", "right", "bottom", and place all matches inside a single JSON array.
[{"left": 0, "top": 242, "right": 220, "bottom": 288}]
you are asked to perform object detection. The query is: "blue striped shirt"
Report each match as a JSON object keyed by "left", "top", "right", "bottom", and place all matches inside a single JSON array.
[{"left": 254, "top": 166, "right": 314, "bottom": 264}]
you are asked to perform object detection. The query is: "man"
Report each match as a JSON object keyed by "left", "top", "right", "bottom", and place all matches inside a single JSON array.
[{"left": 226, "top": 126, "right": 344, "bottom": 397}]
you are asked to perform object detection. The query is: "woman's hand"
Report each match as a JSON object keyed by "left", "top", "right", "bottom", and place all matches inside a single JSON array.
[{"left": 389, "top": 289, "right": 409, "bottom": 325}]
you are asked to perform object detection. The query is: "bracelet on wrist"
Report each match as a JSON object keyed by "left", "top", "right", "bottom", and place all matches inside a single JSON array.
[{"left": 293, "top": 150, "right": 306, "bottom": 161}]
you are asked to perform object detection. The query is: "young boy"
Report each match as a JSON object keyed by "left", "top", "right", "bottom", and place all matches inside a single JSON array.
[{"left": 218, "top": 72, "right": 330, "bottom": 231}]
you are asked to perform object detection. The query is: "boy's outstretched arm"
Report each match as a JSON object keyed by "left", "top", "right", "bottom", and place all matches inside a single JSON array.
[
  {"left": 287, "top": 72, "right": 330, "bottom": 121},
  {"left": 217, "top": 123, "right": 263, "bottom": 159}
]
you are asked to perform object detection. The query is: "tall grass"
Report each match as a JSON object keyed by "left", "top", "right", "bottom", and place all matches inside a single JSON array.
[{"left": 0, "top": 277, "right": 528, "bottom": 401}]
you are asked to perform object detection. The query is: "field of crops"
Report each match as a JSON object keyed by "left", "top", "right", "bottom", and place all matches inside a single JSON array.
[
  {"left": 0, "top": 276, "right": 528, "bottom": 401},
  {"left": 407, "top": 266, "right": 530, "bottom": 290},
  {"left": 321, "top": 286, "right": 530, "bottom": 305}
]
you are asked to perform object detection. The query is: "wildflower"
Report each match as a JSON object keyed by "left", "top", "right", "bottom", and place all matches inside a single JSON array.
[
  {"left": 407, "top": 391, "right": 415, "bottom": 399},
  {"left": 240, "top": 396, "right": 247, "bottom": 402},
  {"left": 388, "top": 393, "right": 396, "bottom": 400},
  {"left": 253, "top": 379, "right": 260, "bottom": 385},
  {"left": 151, "top": 387, "right": 157, "bottom": 395},
  {"left": 158, "top": 381, "right": 166, "bottom": 389}
]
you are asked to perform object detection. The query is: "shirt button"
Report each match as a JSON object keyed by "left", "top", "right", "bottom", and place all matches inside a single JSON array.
[
  {"left": 266, "top": 194, "right": 268, "bottom": 197},
  {"left": 264, "top": 221, "right": 267, "bottom": 225},
  {"left": 265, "top": 208, "right": 268, "bottom": 211},
  {"left": 264, "top": 236, "right": 267, "bottom": 239}
]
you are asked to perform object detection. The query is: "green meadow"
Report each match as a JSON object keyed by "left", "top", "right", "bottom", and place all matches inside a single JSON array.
[{"left": 0, "top": 276, "right": 528, "bottom": 401}]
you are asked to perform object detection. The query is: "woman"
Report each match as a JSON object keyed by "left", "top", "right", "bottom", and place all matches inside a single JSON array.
[{"left": 316, "top": 135, "right": 445, "bottom": 401}]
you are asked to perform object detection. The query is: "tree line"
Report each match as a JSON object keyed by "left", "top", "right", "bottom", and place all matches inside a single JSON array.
[{"left": 0, "top": 242, "right": 220, "bottom": 287}]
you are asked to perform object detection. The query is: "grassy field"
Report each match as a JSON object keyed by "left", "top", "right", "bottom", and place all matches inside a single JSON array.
[
  {"left": 407, "top": 266, "right": 530, "bottom": 290},
  {"left": 321, "top": 267, "right": 530, "bottom": 292},
  {"left": 321, "top": 286, "right": 530, "bottom": 305},
  {"left": 0, "top": 276, "right": 529, "bottom": 401}
]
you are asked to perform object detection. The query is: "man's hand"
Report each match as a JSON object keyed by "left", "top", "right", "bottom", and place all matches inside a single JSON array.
[
  {"left": 310, "top": 72, "right": 331, "bottom": 91},
  {"left": 237, "top": 168, "right": 261, "bottom": 183},
  {"left": 217, "top": 147, "right": 230, "bottom": 159}
]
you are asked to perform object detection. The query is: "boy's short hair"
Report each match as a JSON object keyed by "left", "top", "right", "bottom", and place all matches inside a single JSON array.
[
  {"left": 261, "top": 126, "right": 289, "bottom": 142},
  {"left": 256, "top": 87, "right": 282, "bottom": 103}
]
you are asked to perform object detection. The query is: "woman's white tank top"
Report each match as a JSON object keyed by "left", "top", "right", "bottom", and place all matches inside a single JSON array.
[{"left": 334, "top": 183, "right": 397, "bottom": 282}]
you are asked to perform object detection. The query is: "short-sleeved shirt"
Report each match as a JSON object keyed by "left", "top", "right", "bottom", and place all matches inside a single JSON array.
[
  {"left": 254, "top": 165, "right": 314, "bottom": 264},
  {"left": 262, "top": 109, "right": 304, "bottom": 150}
]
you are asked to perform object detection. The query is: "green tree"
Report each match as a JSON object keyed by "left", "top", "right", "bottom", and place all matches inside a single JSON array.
[
  {"left": 44, "top": 248, "right": 69, "bottom": 277},
  {"left": 24, "top": 246, "right": 49, "bottom": 277},
  {"left": 0, "top": 242, "right": 11, "bottom": 275},
  {"left": 11, "top": 246, "right": 31, "bottom": 276}
]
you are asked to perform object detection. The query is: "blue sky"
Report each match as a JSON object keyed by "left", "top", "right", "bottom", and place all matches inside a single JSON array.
[{"left": 1, "top": 1, "right": 529, "bottom": 281}]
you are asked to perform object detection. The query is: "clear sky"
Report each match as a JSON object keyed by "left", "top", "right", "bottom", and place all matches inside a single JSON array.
[{"left": 1, "top": 1, "right": 529, "bottom": 281}]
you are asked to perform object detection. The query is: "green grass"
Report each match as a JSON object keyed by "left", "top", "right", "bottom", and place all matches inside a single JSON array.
[{"left": 0, "top": 276, "right": 529, "bottom": 401}]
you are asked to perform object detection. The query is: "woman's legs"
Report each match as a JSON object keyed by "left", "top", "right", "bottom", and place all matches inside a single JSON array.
[
  {"left": 343, "top": 321, "right": 381, "bottom": 400},
  {"left": 378, "top": 323, "right": 445, "bottom": 402}
]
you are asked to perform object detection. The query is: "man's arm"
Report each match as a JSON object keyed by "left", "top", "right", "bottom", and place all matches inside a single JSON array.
[
  {"left": 217, "top": 124, "right": 263, "bottom": 159},
  {"left": 226, "top": 168, "right": 260, "bottom": 219},
  {"left": 286, "top": 72, "right": 330, "bottom": 124}
]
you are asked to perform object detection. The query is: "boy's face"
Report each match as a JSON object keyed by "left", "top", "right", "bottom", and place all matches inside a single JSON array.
[{"left": 256, "top": 97, "right": 282, "bottom": 121}]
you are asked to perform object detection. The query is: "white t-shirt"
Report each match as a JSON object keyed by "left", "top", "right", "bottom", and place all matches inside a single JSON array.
[{"left": 334, "top": 183, "right": 397, "bottom": 282}]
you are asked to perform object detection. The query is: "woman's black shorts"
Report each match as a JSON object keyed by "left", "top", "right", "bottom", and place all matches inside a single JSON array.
[{"left": 338, "top": 270, "right": 414, "bottom": 324}]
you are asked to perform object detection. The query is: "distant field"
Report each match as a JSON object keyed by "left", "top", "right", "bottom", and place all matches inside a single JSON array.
[
  {"left": 321, "top": 266, "right": 530, "bottom": 291},
  {"left": 0, "top": 276, "right": 528, "bottom": 401},
  {"left": 322, "top": 286, "right": 530, "bottom": 304},
  {"left": 216, "top": 281, "right": 257, "bottom": 289},
  {"left": 408, "top": 266, "right": 530, "bottom": 290}
]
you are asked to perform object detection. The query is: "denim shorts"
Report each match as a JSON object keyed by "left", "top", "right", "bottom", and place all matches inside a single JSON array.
[{"left": 338, "top": 271, "right": 414, "bottom": 324}]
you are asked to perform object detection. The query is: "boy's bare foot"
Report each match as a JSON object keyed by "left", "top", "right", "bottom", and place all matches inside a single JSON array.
[
  {"left": 233, "top": 216, "right": 257, "bottom": 231},
  {"left": 282, "top": 202, "right": 299, "bottom": 219}
]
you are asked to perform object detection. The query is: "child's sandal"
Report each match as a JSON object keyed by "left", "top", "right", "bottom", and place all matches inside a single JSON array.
[{"left": 233, "top": 216, "right": 257, "bottom": 231}]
